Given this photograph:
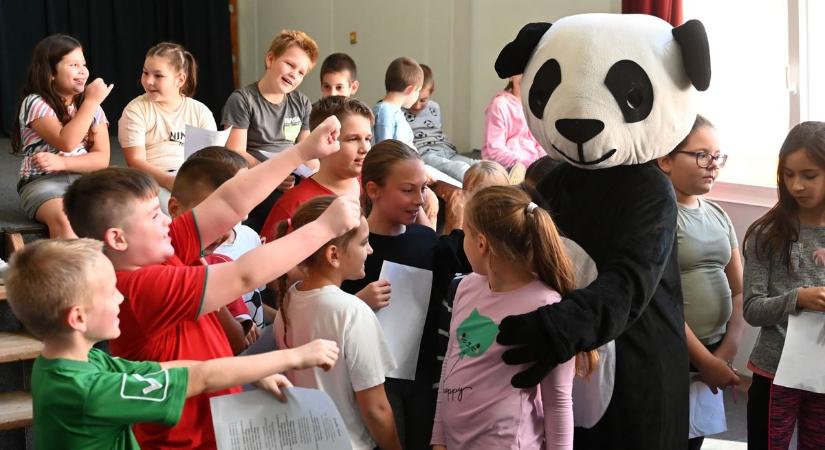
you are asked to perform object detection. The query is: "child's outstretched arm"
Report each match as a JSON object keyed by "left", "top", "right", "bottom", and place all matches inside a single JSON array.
[
  {"left": 161, "top": 338, "right": 338, "bottom": 398},
  {"left": 29, "top": 79, "right": 113, "bottom": 152},
  {"left": 194, "top": 116, "right": 342, "bottom": 248},
  {"left": 199, "top": 195, "right": 361, "bottom": 316}
]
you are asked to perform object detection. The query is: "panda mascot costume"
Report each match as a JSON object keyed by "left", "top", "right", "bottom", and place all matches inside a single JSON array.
[{"left": 494, "top": 14, "right": 710, "bottom": 449}]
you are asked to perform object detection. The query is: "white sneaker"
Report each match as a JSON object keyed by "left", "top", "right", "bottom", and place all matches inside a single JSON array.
[{"left": 0, "top": 258, "right": 8, "bottom": 284}]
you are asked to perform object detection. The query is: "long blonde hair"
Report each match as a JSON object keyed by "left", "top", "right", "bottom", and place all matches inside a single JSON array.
[{"left": 465, "top": 185, "right": 598, "bottom": 376}]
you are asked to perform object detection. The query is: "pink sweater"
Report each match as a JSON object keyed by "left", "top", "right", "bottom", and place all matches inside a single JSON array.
[
  {"left": 482, "top": 91, "right": 546, "bottom": 169},
  {"left": 431, "top": 273, "right": 575, "bottom": 450}
]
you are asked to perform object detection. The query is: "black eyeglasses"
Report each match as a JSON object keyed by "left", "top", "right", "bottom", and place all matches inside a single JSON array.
[{"left": 673, "top": 150, "right": 728, "bottom": 169}]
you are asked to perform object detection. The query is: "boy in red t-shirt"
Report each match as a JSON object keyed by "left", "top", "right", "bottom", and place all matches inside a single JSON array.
[
  {"left": 63, "top": 117, "right": 361, "bottom": 449},
  {"left": 260, "top": 96, "right": 373, "bottom": 241}
]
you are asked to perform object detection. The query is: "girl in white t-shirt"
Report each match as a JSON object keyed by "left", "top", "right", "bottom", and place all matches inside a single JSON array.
[
  {"left": 273, "top": 196, "right": 400, "bottom": 450},
  {"left": 118, "top": 42, "right": 217, "bottom": 213}
]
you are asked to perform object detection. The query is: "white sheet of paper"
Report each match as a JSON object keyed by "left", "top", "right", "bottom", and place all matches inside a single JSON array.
[
  {"left": 293, "top": 164, "right": 316, "bottom": 178},
  {"left": 210, "top": 387, "right": 352, "bottom": 450},
  {"left": 774, "top": 311, "right": 825, "bottom": 393},
  {"left": 425, "top": 165, "right": 463, "bottom": 189},
  {"left": 688, "top": 377, "right": 727, "bottom": 438},
  {"left": 184, "top": 125, "right": 232, "bottom": 159},
  {"left": 376, "top": 261, "right": 434, "bottom": 380}
]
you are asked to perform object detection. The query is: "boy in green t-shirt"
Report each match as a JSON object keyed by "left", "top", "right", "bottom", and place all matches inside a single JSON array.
[{"left": 5, "top": 239, "right": 339, "bottom": 450}]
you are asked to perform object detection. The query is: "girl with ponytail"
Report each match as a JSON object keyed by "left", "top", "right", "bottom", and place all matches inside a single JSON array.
[
  {"left": 432, "top": 185, "right": 597, "bottom": 450},
  {"left": 118, "top": 42, "right": 217, "bottom": 214},
  {"left": 272, "top": 196, "right": 400, "bottom": 450}
]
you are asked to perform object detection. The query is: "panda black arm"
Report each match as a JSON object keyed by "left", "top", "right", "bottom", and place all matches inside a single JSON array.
[{"left": 498, "top": 165, "right": 680, "bottom": 388}]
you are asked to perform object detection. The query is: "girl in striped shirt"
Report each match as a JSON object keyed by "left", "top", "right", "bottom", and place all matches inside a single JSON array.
[{"left": 10, "top": 34, "right": 111, "bottom": 238}]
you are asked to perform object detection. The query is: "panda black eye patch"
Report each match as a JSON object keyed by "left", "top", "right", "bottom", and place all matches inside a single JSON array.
[
  {"left": 528, "top": 59, "right": 561, "bottom": 119},
  {"left": 604, "top": 60, "right": 653, "bottom": 123}
]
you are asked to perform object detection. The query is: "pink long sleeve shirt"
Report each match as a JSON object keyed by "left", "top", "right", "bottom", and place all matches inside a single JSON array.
[
  {"left": 431, "top": 273, "right": 575, "bottom": 450},
  {"left": 482, "top": 91, "right": 546, "bottom": 169}
]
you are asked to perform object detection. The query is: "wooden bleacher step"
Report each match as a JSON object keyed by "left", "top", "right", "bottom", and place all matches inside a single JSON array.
[
  {"left": 0, "top": 331, "right": 42, "bottom": 363},
  {"left": 0, "top": 391, "right": 32, "bottom": 431}
]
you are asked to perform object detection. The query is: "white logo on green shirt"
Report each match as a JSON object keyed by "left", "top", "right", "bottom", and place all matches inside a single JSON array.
[{"left": 120, "top": 370, "right": 169, "bottom": 401}]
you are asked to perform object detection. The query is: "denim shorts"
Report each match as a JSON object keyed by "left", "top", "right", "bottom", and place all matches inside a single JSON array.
[{"left": 18, "top": 173, "right": 81, "bottom": 219}]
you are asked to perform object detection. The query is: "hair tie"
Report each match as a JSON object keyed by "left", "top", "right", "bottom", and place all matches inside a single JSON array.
[{"left": 525, "top": 202, "right": 538, "bottom": 214}]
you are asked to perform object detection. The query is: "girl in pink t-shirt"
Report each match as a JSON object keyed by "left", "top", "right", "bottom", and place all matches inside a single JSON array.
[{"left": 432, "top": 185, "right": 597, "bottom": 450}]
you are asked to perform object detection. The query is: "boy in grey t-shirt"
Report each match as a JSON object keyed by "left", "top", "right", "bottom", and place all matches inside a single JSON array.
[
  {"left": 220, "top": 30, "right": 318, "bottom": 232},
  {"left": 404, "top": 64, "right": 475, "bottom": 181}
]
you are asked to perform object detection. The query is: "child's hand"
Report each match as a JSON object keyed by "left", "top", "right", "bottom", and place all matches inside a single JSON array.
[
  {"left": 254, "top": 373, "right": 293, "bottom": 402},
  {"left": 356, "top": 280, "right": 392, "bottom": 310},
  {"left": 296, "top": 116, "right": 341, "bottom": 161},
  {"left": 797, "top": 287, "right": 825, "bottom": 312},
  {"left": 813, "top": 248, "right": 825, "bottom": 267},
  {"left": 316, "top": 194, "right": 362, "bottom": 237},
  {"left": 84, "top": 78, "right": 114, "bottom": 104},
  {"left": 294, "top": 339, "right": 339, "bottom": 371},
  {"left": 696, "top": 355, "right": 740, "bottom": 394},
  {"left": 31, "top": 152, "right": 67, "bottom": 172},
  {"left": 277, "top": 174, "right": 296, "bottom": 192},
  {"left": 244, "top": 324, "right": 261, "bottom": 347}
]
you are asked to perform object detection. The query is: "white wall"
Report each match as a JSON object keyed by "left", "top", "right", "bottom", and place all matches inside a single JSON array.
[
  {"left": 236, "top": 0, "right": 619, "bottom": 151},
  {"left": 708, "top": 186, "right": 776, "bottom": 377}
]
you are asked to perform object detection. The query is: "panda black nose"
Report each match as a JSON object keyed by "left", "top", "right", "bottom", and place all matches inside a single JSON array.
[{"left": 555, "top": 119, "right": 605, "bottom": 145}]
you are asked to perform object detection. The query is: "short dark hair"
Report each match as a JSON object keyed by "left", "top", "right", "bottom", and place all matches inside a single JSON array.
[
  {"left": 420, "top": 63, "right": 434, "bottom": 90},
  {"left": 189, "top": 146, "right": 248, "bottom": 173},
  {"left": 309, "top": 96, "right": 374, "bottom": 131},
  {"left": 384, "top": 57, "right": 423, "bottom": 93},
  {"left": 320, "top": 53, "right": 357, "bottom": 80},
  {"left": 65, "top": 168, "right": 159, "bottom": 240},
  {"left": 172, "top": 156, "right": 241, "bottom": 207}
]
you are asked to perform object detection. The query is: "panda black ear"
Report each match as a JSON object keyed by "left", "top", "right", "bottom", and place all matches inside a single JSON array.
[
  {"left": 495, "top": 22, "right": 552, "bottom": 79},
  {"left": 672, "top": 19, "right": 711, "bottom": 91}
]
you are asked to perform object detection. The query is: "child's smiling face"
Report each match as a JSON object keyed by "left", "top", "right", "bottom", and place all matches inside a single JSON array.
[{"left": 265, "top": 46, "right": 312, "bottom": 95}]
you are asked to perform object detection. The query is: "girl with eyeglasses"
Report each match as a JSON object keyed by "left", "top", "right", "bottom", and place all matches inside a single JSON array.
[{"left": 656, "top": 115, "right": 744, "bottom": 450}]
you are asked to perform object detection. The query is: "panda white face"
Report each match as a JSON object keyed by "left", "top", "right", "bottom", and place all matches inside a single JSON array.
[{"left": 520, "top": 14, "right": 699, "bottom": 169}]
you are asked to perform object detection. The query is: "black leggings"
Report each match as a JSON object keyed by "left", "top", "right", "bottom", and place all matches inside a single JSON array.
[{"left": 747, "top": 372, "right": 771, "bottom": 450}]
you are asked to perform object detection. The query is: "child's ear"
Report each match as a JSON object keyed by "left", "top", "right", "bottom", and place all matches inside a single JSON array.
[
  {"left": 325, "top": 244, "right": 341, "bottom": 268},
  {"left": 176, "top": 70, "right": 187, "bottom": 89},
  {"left": 476, "top": 232, "right": 490, "bottom": 256},
  {"left": 103, "top": 227, "right": 128, "bottom": 252},
  {"left": 365, "top": 181, "right": 381, "bottom": 202},
  {"left": 402, "top": 84, "right": 416, "bottom": 95},
  {"left": 167, "top": 197, "right": 181, "bottom": 218},
  {"left": 264, "top": 51, "right": 275, "bottom": 70},
  {"left": 65, "top": 305, "right": 87, "bottom": 333},
  {"left": 656, "top": 156, "right": 672, "bottom": 174},
  {"left": 350, "top": 80, "right": 360, "bottom": 95}
]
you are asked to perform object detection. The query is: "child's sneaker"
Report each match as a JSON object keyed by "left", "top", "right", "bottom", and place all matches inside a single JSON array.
[{"left": 0, "top": 257, "right": 9, "bottom": 284}]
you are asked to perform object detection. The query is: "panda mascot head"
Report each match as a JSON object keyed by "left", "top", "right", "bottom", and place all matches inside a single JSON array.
[{"left": 495, "top": 13, "right": 710, "bottom": 168}]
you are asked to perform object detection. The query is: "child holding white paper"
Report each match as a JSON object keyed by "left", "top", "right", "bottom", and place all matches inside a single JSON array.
[
  {"left": 340, "top": 139, "right": 471, "bottom": 450},
  {"left": 119, "top": 42, "right": 217, "bottom": 214},
  {"left": 432, "top": 185, "right": 597, "bottom": 450},
  {"left": 742, "top": 121, "right": 825, "bottom": 450},
  {"left": 273, "top": 196, "right": 400, "bottom": 450}
]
